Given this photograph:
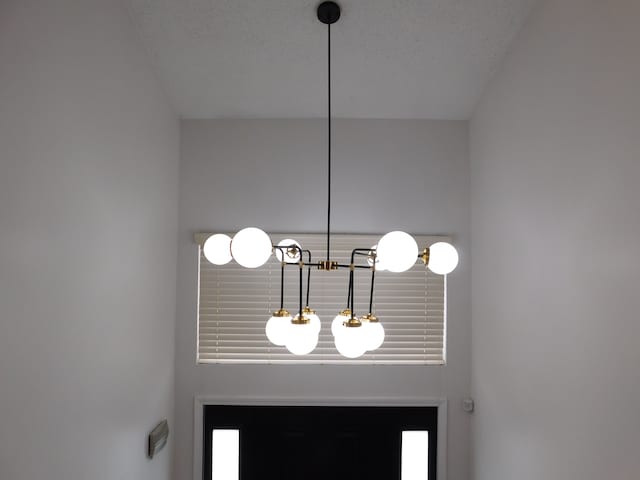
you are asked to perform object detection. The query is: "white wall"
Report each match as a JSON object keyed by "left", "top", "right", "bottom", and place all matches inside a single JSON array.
[
  {"left": 0, "top": 1, "right": 179, "bottom": 480},
  {"left": 175, "top": 119, "right": 471, "bottom": 480},
  {"left": 470, "top": 0, "right": 640, "bottom": 479}
]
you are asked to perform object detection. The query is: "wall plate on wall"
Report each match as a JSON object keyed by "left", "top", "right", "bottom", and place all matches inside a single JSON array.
[{"left": 148, "top": 419, "right": 169, "bottom": 459}]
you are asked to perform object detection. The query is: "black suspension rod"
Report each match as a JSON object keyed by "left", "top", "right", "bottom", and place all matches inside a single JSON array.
[
  {"left": 368, "top": 268, "right": 376, "bottom": 314},
  {"left": 299, "top": 261, "right": 304, "bottom": 318},
  {"left": 304, "top": 250, "right": 312, "bottom": 306},
  {"left": 280, "top": 261, "right": 285, "bottom": 310},
  {"left": 326, "top": 22, "right": 332, "bottom": 263},
  {"left": 346, "top": 268, "right": 352, "bottom": 308},
  {"left": 349, "top": 268, "right": 355, "bottom": 318},
  {"left": 306, "top": 268, "right": 311, "bottom": 306}
]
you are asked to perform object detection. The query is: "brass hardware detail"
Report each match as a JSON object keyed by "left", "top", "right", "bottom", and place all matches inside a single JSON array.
[
  {"left": 302, "top": 306, "right": 316, "bottom": 315},
  {"left": 360, "top": 313, "right": 379, "bottom": 323},
  {"left": 291, "top": 314, "right": 311, "bottom": 325},
  {"left": 420, "top": 247, "right": 431, "bottom": 266},
  {"left": 344, "top": 317, "right": 362, "bottom": 328},
  {"left": 318, "top": 260, "right": 339, "bottom": 271},
  {"left": 272, "top": 309, "right": 291, "bottom": 318},
  {"left": 286, "top": 246, "right": 301, "bottom": 261}
]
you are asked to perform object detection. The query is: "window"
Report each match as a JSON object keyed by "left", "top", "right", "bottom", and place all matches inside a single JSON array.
[
  {"left": 211, "top": 429, "right": 239, "bottom": 480},
  {"left": 203, "top": 405, "right": 438, "bottom": 480},
  {"left": 196, "top": 233, "right": 448, "bottom": 364},
  {"left": 402, "top": 431, "right": 430, "bottom": 480}
]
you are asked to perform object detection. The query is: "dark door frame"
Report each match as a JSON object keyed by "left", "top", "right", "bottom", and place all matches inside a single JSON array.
[{"left": 194, "top": 396, "right": 447, "bottom": 480}]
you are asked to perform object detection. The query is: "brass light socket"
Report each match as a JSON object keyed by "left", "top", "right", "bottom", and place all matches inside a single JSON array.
[
  {"left": 360, "top": 313, "right": 379, "bottom": 323},
  {"left": 344, "top": 317, "right": 362, "bottom": 328},
  {"left": 286, "top": 246, "right": 301, "bottom": 261},
  {"left": 338, "top": 308, "right": 351, "bottom": 317},
  {"left": 272, "top": 309, "right": 291, "bottom": 318},
  {"left": 291, "top": 314, "right": 311, "bottom": 325},
  {"left": 302, "top": 306, "right": 316, "bottom": 315},
  {"left": 421, "top": 247, "right": 431, "bottom": 266}
]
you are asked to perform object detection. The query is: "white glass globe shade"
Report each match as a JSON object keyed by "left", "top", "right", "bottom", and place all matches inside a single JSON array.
[
  {"left": 265, "top": 314, "right": 291, "bottom": 346},
  {"left": 304, "top": 311, "right": 321, "bottom": 334},
  {"left": 331, "top": 311, "right": 350, "bottom": 337},
  {"left": 275, "top": 238, "right": 301, "bottom": 263},
  {"left": 230, "top": 227, "right": 272, "bottom": 268},
  {"left": 362, "top": 321, "right": 385, "bottom": 351},
  {"left": 366, "top": 245, "right": 386, "bottom": 271},
  {"left": 334, "top": 326, "right": 367, "bottom": 359},
  {"left": 202, "top": 234, "right": 232, "bottom": 265},
  {"left": 427, "top": 242, "right": 459, "bottom": 275},
  {"left": 376, "top": 231, "right": 418, "bottom": 273},
  {"left": 285, "top": 323, "right": 318, "bottom": 355}
]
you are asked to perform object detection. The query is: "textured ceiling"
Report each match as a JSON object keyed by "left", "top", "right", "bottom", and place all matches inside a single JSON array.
[{"left": 127, "top": 0, "right": 536, "bottom": 119}]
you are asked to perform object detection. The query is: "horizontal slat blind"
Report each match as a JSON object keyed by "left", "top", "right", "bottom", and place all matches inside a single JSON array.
[{"left": 196, "top": 233, "right": 447, "bottom": 365}]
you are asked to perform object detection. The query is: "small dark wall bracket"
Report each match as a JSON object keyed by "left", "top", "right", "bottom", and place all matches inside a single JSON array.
[{"left": 148, "top": 419, "right": 169, "bottom": 459}]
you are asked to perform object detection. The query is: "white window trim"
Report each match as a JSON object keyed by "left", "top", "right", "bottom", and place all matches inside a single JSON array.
[{"left": 193, "top": 395, "right": 448, "bottom": 480}]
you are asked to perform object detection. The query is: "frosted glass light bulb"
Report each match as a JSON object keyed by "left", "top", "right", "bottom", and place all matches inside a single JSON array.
[
  {"left": 275, "top": 238, "right": 301, "bottom": 263},
  {"left": 376, "top": 231, "right": 418, "bottom": 273},
  {"left": 202, "top": 234, "right": 232, "bottom": 265},
  {"left": 265, "top": 311, "right": 292, "bottom": 346},
  {"left": 331, "top": 310, "right": 351, "bottom": 337},
  {"left": 427, "top": 242, "right": 459, "bottom": 275},
  {"left": 303, "top": 307, "right": 321, "bottom": 334},
  {"left": 230, "top": 227, "right": 272, "bottom": 268},
  {"left": 366, "top": 245, "right": 386, "bottom": 271},
  {"left": 361, "top": 319, "right": 385, "bottom": 351},
  {"left": 285, "top": 321, "right": 318, "bottom": 355},
  {"left": 334, "top": 326, "right": 367, "bottom": 359}
]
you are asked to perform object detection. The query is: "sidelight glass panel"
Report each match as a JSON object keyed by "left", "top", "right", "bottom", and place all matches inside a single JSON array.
[
  {"left": 401, "top": 430, "right": 429, "bottom": 480},
  {"left": 212, "top": 429, "right": 239, "bottom": 480}
]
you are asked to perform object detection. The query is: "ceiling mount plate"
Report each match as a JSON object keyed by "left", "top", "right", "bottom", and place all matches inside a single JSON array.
[{"left": 317, "top": 1, "right": 341, "bottom": 25}]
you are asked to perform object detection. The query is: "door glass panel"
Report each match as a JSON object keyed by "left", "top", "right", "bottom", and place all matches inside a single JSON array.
[
  {"left": 212, "top": 429, "right": 239, "bottom": 480},
  {"left": 401, "top": 431, "right": 429, "bottom": 480}
]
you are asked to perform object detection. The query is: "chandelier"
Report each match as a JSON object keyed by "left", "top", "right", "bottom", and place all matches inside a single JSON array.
[{"left": 201, "top": 2, "right": 459, "bottom": 358}]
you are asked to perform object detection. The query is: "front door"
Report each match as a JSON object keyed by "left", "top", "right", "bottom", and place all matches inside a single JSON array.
[{"left": 203, "top": 405, "right": 437, "bottom": 480}]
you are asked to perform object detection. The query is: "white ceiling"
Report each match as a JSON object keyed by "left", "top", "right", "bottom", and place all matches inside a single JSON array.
[{"left": 127, "top": 0, "right": 536, "bottom": 119}]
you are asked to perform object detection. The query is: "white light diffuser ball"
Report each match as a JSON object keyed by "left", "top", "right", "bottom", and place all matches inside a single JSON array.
[
  {"left": 376, "top": 231, "right": 418, "bottom": 273},
  {"left": 285, "top": 323, "right": 319, "bottom": 355},
  {"left": 331, "top": 311, "right": 350, "bottom": 337},
  {"left": 366, "top": 245, "right": 386, "bottom": 271},
  {"left": 362, "top": 321, "right": 385, "bottom": 351},
  {"left": 265, "top": 314, "right": 292, "bottom": 346},
  {"left": 334, "top": 326, "right": 367, "bottom": 359},
  {"left": 230, "top": 227, "right": 272, "bottom": 268},
  {"left": 304, "top": 311, "right": 321, "bottom": 334},
  {"left": 202, "top": 234, "right": 232, "bottom": 265},
  {"left": 275, "top": 238, "right": 301, "bottom": 263},
  {"left": 427, "top": 242, "right": 459, "bottom": 275}
]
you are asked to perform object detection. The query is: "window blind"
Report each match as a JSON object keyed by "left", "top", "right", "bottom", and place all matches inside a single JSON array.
[{"left": 195, "top": 233, "right": 447, "bottom": 365}]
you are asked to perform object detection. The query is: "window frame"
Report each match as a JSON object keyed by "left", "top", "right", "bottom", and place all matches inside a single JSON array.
[
  {"left": 195, "top": 232, "right": 451, "bottom": 365},
  {"left": 194, "top": 396, "right": 448, "bottom": 480}
]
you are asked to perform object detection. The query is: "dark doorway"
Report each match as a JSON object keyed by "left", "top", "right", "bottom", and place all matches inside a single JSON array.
[{"left": 203, "top": 405, "right": 437, "bottom": 480}]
